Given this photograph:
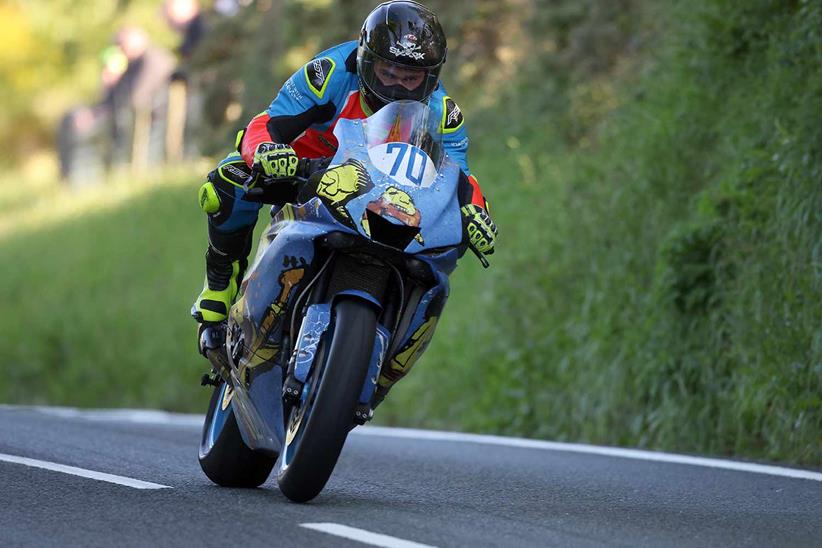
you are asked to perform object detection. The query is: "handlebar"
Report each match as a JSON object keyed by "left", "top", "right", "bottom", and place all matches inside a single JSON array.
[{"left": 242, "top": 156, "right": 333, "bottom": 201}]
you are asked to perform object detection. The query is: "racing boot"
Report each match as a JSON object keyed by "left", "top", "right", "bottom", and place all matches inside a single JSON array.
[
  {"left": 192, "top": 250, "right": 241, "bottom": 324},
  {"left": 191, "top": 224, "right": 254, "bottom": 324}
]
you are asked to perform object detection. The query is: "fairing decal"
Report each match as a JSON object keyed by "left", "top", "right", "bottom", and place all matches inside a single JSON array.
[
  {"left": 379, "top": 278, "right": 448, "bottom": 389},
  {"left": 331, "top": 117, "right": 464, "bottom": 253},
  {"left": 293, "top": 304, "right": 332, "bottom": 384},
  {"left": 360, "top": 324, "right": 391, "bottom": 404}
]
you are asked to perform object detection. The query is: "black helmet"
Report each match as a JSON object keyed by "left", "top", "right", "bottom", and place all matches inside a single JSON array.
[{"left": 357, "top": 1, "right": 447, "bottom": 110}]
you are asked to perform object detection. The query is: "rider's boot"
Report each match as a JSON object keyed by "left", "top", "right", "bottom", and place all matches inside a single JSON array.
[{"left": 191, "top": 224, "right": 254, "bottom": 326}]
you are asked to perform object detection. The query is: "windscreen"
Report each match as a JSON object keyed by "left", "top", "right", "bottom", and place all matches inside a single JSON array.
[{"left": 362, "top": 100, "right": 445, "bottom": 189}]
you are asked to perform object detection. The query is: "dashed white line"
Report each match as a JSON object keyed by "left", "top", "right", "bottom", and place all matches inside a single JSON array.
[
  {"left": 0, "top": 453, "right": 171, "bottom": 490},
  {"left": 300, "top": 523, "right": 435, "bottom": 548}
]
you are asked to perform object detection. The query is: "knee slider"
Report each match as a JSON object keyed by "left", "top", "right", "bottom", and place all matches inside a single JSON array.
[
  {"left": 198, "top": 182, "right": 221, "bottom": 214},
  {"left": 200, "top": 160, "right": 243, "bottom": 225}
]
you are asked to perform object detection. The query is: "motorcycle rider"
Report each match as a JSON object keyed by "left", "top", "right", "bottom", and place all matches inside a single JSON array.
[{"left": 192, "top": 0, "right": 497, "bottom": 328}]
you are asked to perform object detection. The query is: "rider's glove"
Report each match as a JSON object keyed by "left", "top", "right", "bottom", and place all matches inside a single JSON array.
[
  {"left": 252, "top": 142, "right": 299, "bottom": 179},
  {"left": 461, "top": 204, "right": 497, "bottom": 255}
]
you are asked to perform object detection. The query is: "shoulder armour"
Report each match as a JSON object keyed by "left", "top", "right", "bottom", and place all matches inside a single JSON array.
[
  {"left": 441, "top": 96, "right": 464, "bottom": 134},
  {"left": 304, "top": 57, "right": 337, "bottom": 99}
]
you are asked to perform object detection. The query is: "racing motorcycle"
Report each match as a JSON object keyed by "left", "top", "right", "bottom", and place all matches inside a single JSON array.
[{"left": 197, "top": 100, "right": 488, "bottom": 502}]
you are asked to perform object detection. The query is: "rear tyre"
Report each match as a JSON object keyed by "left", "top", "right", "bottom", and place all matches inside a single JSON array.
[
  {"left": 199, "top": 381, "right": 276, "bottom": 487},
  {"left": 277, "top": 298, "right": 377, "bottom": 502}
]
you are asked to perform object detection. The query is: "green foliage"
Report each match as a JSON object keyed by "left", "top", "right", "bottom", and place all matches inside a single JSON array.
[
  {"left": 0, "top": 0, "right": 818, "bottom": 465},
  {"left": 0, "top": 0, "right": 178, "bottom": 162},
  {"left": 0, "top": 171, "right": 212, "bottom": 410},
  {"left": 380, "top": 0, "right": 821, "bottom": 464}
]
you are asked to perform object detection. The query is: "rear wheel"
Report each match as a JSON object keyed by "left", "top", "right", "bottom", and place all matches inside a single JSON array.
[
  {"left": 277, "top": 298, "right": 377, "bottom": 502},
  {"left": 199, "top": 381, "right": 276, "bottom": 487}
]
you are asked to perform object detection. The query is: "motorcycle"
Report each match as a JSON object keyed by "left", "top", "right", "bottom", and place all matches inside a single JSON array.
[{"left": 197, "top": 100, "right": 488, "bottom": 502}]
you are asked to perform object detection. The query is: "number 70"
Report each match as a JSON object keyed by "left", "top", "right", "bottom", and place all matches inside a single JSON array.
[{"left": 386, "top": 143, "right": 427, "bottom": 186}]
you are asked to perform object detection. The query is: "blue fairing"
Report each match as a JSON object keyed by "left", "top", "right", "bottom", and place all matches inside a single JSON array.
[
  {"left": 223, "top": 101, "right": 466, "bottom": 451},
  {"left": 361, "top": 324, "right": 391, "bottom": 404},
  {"left": 330, "top": 118, "right": 464, "bottom": 255}
]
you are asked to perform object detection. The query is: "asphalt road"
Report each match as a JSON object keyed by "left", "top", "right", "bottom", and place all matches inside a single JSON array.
[{"left": 1, "top": 406, "right": 820, "bottom": 547}]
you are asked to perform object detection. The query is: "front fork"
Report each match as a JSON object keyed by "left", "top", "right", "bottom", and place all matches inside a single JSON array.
[
  {"left": 281, "top": 280, "right": 447, "bottom": 426},
  {"left": 279, "top": 301, "right": 392, "bottom": 426}
]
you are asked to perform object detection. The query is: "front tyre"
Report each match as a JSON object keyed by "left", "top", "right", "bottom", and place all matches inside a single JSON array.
[
  {"left": 199, "top": 381, "right": 276, "bottom": 487},
  {"left": 277, "top": 298, "right": 377, "bottom": 502}
]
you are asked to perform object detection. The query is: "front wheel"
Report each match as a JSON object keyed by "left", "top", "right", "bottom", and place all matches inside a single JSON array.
[
  {"left": 277, "top": 298, "right": 377, "bottom": 502},
  {"left": 199, "top": 381, "right": 276, "bottom": 487}
]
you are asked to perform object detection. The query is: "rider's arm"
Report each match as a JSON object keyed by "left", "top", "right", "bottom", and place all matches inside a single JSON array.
[
  {"left": 437, "top": 93, "right": 490, "bottom": 210},
  {"left": 436, "top": 92, "right": 496, "bottom": 256},
  {"left": 446, "top": 123, "right": 487, "bottom": 209},
  {"left": 446, "top": 128, "right": 490, "bottom": 210},
  {"left": 240, "top": 56, "right": 341, "bottom": 167}
]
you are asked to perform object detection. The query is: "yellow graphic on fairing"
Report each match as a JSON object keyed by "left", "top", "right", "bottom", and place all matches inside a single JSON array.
[
  {"left": 231, "top": 343, "right": 280, "bottom": 410},
  {"left": 361, "top": 186, "right": 425, "bottom": 244},
  {"left": 260, "top": 266, "right": 305, "bottom": 334},
  {"left": 221, "top": 385, "right": 234, "bottom": 410},
  {"left": 243, "top": 346, "right": 280, "bottom": 370},
  {"left": 316, "top": 159, "right": 373, "bottom": 225},
  {"left": 378, "top": 316, "right": 438, "bottom": 388},
  {"left": 317, "top": 160, "right": 371, "bottom": 205},
  {"left": 380, "top": 186, "right": 417, "bottom": 217},
  {"left": 222, "top": 263, "right": 306, "bottom": 410}
]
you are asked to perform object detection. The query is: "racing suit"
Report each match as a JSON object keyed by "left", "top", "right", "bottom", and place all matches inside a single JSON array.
[{"left": 193, "top": 41, "right": 491, "bottom": 324}]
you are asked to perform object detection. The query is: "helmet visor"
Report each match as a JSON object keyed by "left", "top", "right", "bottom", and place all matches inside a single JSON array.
[{"left": 359, "top": 46, "right": 441, "bottom": 103}]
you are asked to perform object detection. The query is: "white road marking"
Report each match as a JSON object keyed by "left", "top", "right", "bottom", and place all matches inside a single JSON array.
[
  {"left": 351, "top": 426, "right": 822, "bottom": 483},
  {"left": 4, "top": 405, "right": 820, "bottom": 482},
  {"left": 301, "top": 523, "right": 435, "bottom": 548},
  {"left": 0, "top": 453, "right": 171, "bottom": 490},
  {"left": 18, "top": 405, "right": 204, "bottom": 428}
]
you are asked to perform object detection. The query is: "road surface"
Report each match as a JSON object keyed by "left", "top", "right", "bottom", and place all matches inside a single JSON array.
[{"left": 1, "top": 406, "right": 820, "bottom": 547}]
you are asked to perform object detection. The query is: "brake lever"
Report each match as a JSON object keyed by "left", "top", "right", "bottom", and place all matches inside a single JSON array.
[
  {"left": 243, "top": 157, "right": 331, "bottom": 203},
  {"left": 469, "top": 244, "right": 490, "bottom": 268},
  {"left": 244, "top": 175, "right": 311, "bottom": 203}
]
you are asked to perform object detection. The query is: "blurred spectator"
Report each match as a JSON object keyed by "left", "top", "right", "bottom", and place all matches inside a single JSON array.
[
  {"left": 164, "top": 0, "right": 208, "bottom": 162},
  {"left": 57, "top": 107, "right": 97, "bottom": 185},
  {"left": 164, "top": 0, "right": 205, "bottom": 61},
  {"left": 100, "top": 46, "right": 129, "bottom": 94},
  {"left": 109, "top": 26, "right": 175, "bottom": 171},
  {"left": 57, "top": 46, "right": 128, "bottom": 186},
  {"left": 213, "top": 0, "right": 247, "bottom": 17}
]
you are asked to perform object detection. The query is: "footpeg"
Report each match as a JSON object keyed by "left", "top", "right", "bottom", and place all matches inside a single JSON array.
[
  {"left": 198, "top": 322, "right": 230, "bottom": 381},
  {"left": 200, "top": 373, "right": 220, "bottom": 387}
]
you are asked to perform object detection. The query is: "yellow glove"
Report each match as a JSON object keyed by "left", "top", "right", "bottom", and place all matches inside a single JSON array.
[
  {"left": 461, "top": 204, "right": 497, "bottom": 255},
  {"left": 252, "top": 142, "right": 299, "bottom": 178}
]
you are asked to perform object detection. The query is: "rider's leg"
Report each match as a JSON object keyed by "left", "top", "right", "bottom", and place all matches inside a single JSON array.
[
  {"left": 192, "top": 223, "right": 255, "bottom": 323},
  {"left": 191, "top": 151, "right": 262, "bottom": 324}
]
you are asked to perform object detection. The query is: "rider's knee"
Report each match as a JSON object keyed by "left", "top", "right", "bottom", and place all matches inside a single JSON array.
[{"left": 198, "top": 152, "right": 262, "bottom": 231}]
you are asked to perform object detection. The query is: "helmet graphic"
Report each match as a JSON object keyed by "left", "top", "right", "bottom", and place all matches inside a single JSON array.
[{"left": 357, "top": 1, "right": 447, "bottom": 110}]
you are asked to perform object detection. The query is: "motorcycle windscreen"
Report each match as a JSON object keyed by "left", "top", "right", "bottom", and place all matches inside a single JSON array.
[
  {"left": 362, "top": 101, "right": 446, "bottom": 189},
  {"left": 340, "top": 101, "right": 463, "bottom": 251}
]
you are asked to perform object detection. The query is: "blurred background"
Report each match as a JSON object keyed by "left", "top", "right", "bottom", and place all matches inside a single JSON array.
[{"left": 0, "top": 0, "right": 819, "bottom": 465}]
